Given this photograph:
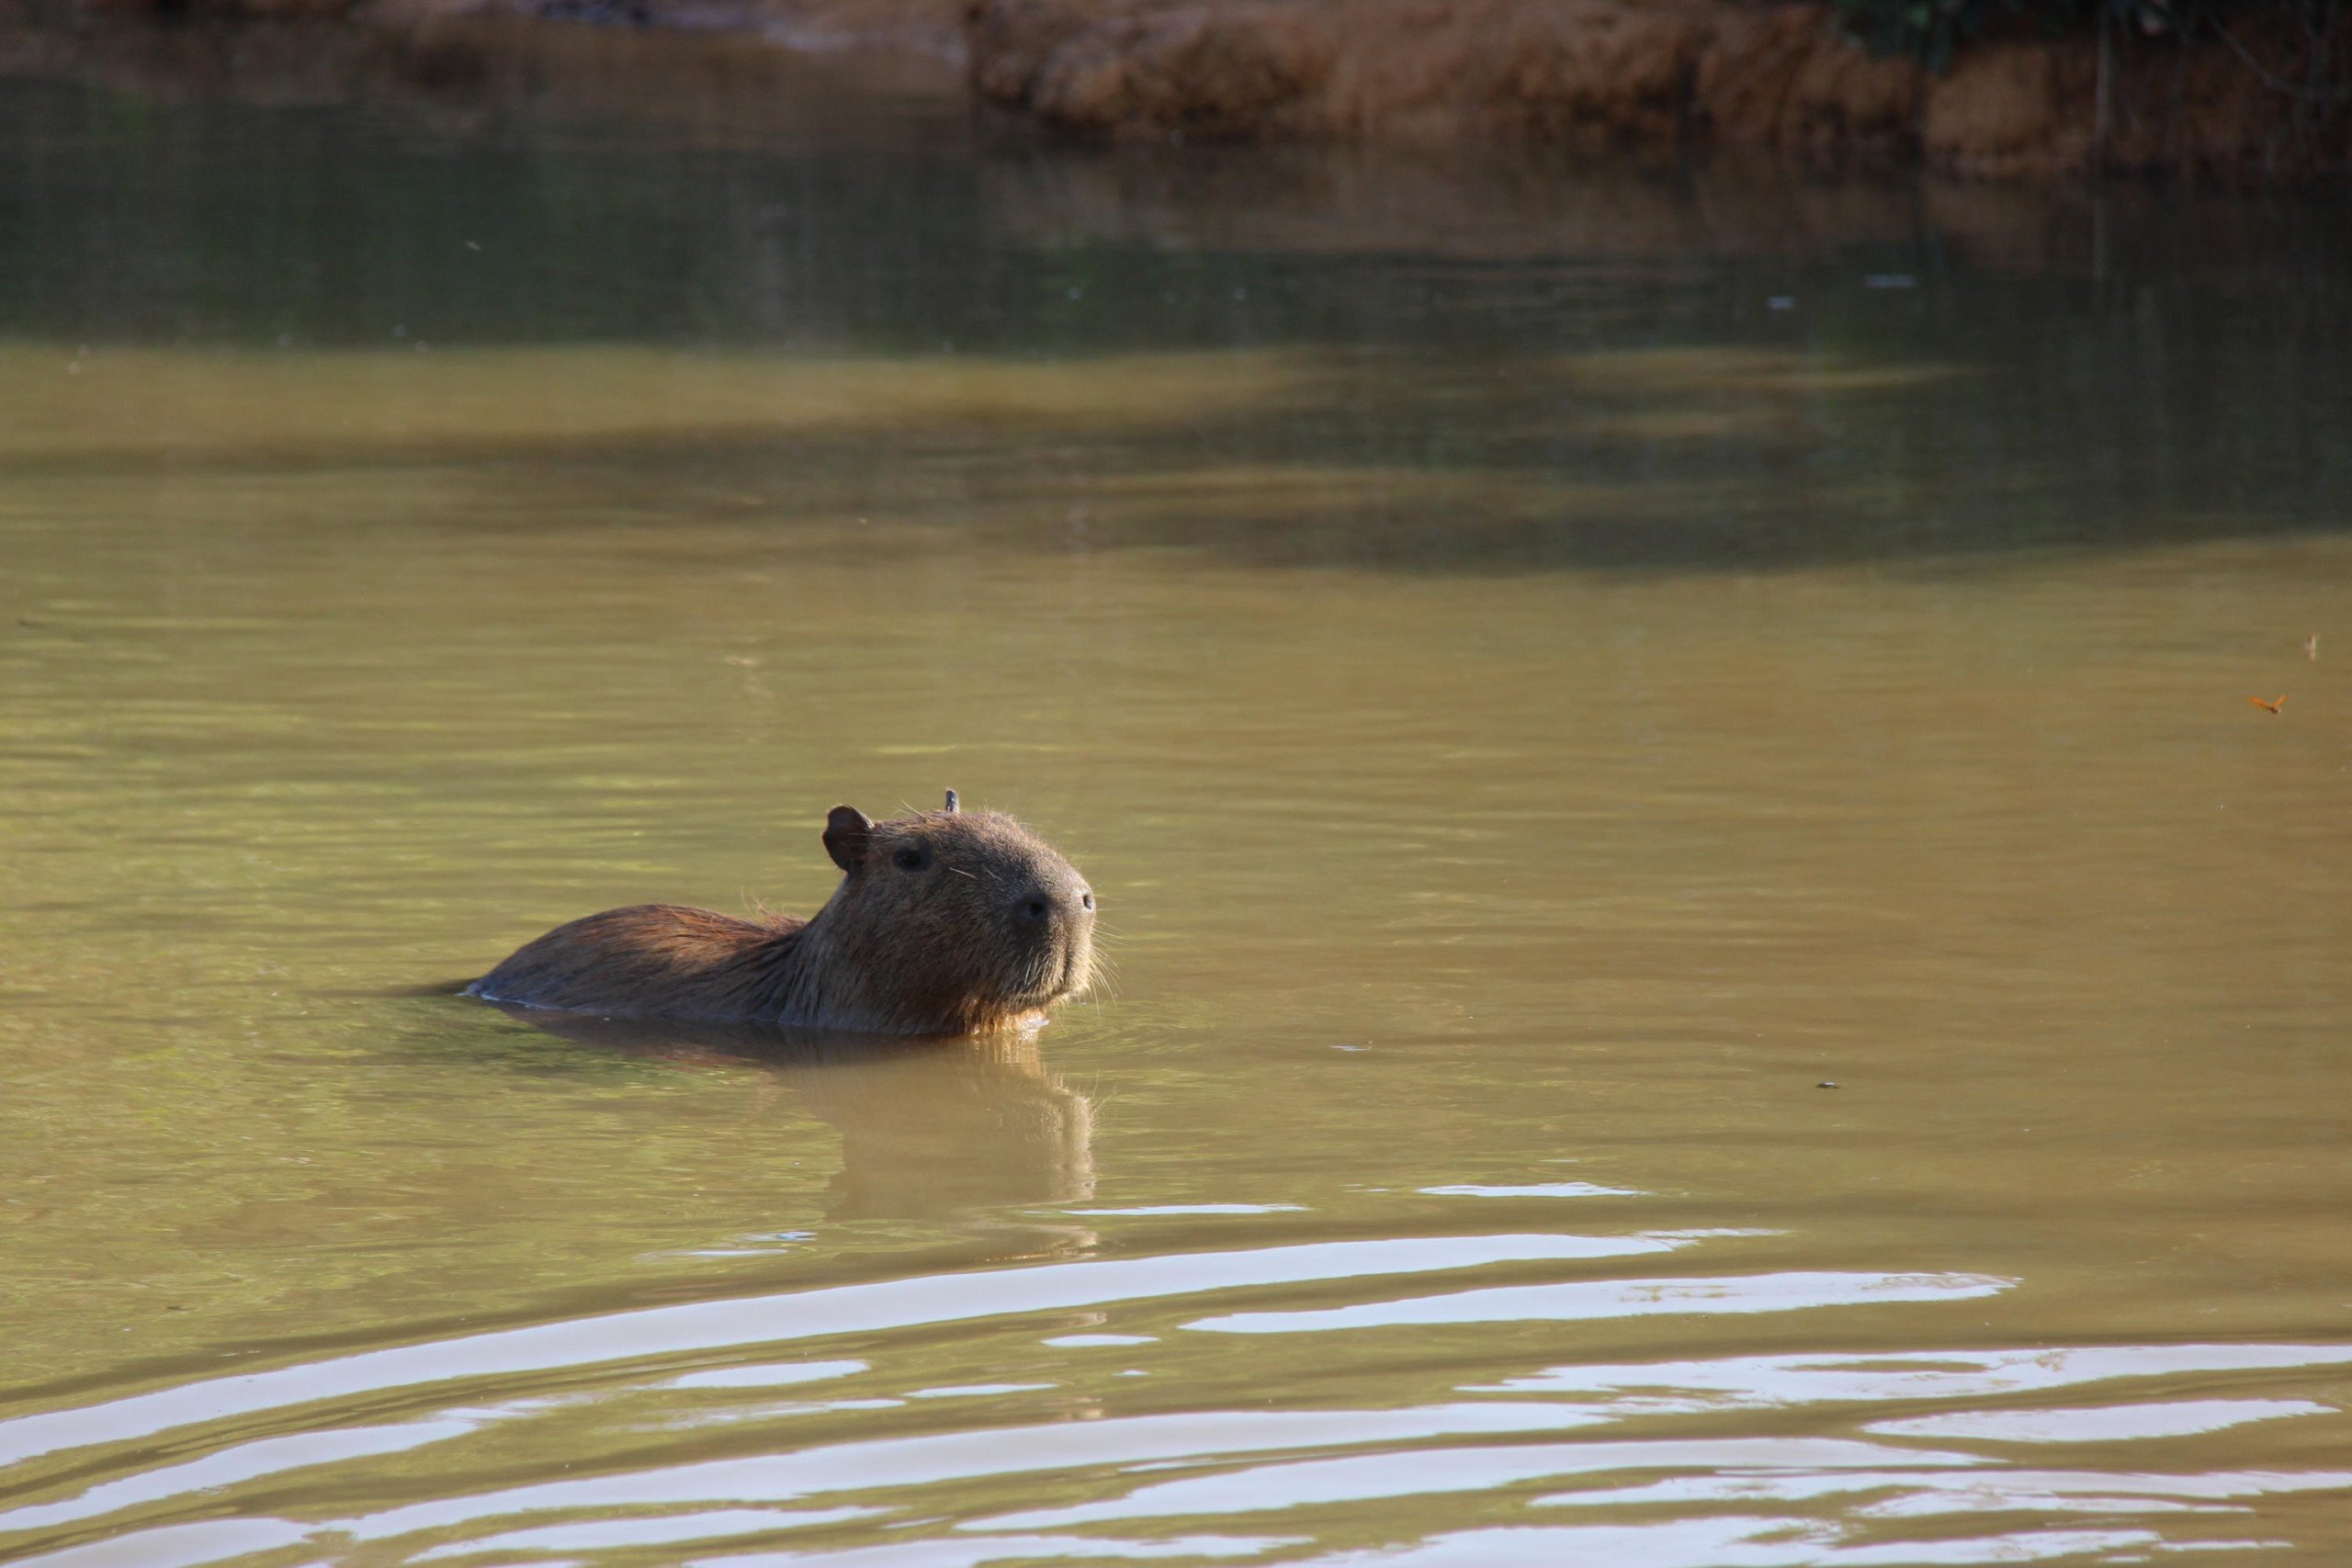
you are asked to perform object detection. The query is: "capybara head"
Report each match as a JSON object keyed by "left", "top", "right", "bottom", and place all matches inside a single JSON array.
[{"left": 813, "top": 791, "right": 1096, "bottom": 1033}]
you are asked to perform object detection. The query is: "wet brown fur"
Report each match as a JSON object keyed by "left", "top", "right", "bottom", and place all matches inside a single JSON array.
[{"left": 465, "top": 801, "right": 1095, "bottom": 1035}]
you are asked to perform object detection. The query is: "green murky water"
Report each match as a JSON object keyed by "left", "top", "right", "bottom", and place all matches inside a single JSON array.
[{"left": 4, "top": 37, "right": 2352, "bottom": 1567}]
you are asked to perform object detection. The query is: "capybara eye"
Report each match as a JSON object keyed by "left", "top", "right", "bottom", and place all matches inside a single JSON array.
[{"left": 892, "top": 845, "right": 927, "bottom": 872}]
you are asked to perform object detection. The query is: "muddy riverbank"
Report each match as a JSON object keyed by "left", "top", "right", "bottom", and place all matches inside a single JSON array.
[
  {"left": 17, "top": 0, "right": 2350, "bottom": 177},
  {"left": 968, "top": 0, "right": 2348, "bottom": 179}
]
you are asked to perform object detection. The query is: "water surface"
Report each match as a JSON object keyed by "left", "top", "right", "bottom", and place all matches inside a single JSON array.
[{"left": 3, "top": 38, "right": 2351, "bottom": 1568}]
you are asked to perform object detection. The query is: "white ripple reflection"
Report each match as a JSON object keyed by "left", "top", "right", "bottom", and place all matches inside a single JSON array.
[
  {"left": 0, "top": 1233, "right": 1666, "bottom": 1470},
  {"left": 0, "top": 1418, "right": 474, "bottom": 1535},
  {"left": 1042, "top": 1334, "right": 1157, "bottom": 1347},
  {"left": 972, "top": 1437, "right": 1983, "bottom": 1529},
  {"left": 691, "top": 1534, "right": 1299, "bottom": 1566},
  {"left": 11, "top": 1235, "right": 2348, "bottom": 1568},
  {"left": 329, "top": 1404, "right": 1613, "bottom": 1546},
  {"left": 7, "top": 1517, "right": 315, "bottom": 1568},
  {"left": 1287, "top": 1519, "right": 2198, "bottom": 1566},
  {"left": 1477, "top": 1343, "right": 2352, "bottom": 1407},
  {"left": 1544, "top": 1463, "right": 2352, "bottom": 1515},
  {"left": 1868, "top": 1399, "right": 2335, "bottom": 1444},
  {"left": 1189, "top": 1271, "right": 2011, "bottom": 1334},
  {"left": 410, "top": 1506, "right": 880, "bottom": 1561}
]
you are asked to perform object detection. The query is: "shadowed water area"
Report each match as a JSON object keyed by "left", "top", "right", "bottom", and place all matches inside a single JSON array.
[{"left": 3, "top": 31, "right": 2352, "bottom": 1568}]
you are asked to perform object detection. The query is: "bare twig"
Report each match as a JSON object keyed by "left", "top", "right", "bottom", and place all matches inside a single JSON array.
[{"left": 2212, "top": 12, "right": 2351, "bottom": 102}]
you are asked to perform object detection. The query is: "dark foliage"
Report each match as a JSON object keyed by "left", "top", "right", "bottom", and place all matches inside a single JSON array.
[{"left": 1831, "top": 0, "right": 2346, "bottom": 82}]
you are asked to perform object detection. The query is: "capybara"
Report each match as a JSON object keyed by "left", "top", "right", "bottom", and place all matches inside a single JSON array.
[{"left": 466, "top": 792, "right": 1096, "bottom": 1034}]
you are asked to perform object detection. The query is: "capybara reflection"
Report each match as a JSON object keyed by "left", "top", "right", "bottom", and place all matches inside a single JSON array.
[
  {"left": 481, "top": 1008, "right": 1098, "bottom": 1219},
  {"left": 467, "top": 792, "right": 1096, "bottom": 1035}
]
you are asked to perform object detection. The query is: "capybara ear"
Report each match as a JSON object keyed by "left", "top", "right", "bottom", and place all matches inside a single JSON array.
[
  {"left": 823, "top": 806, "right": 875, "bottom": 873},
  {"left": 944, "top": 789, "right": 959, "bottom": 815}
]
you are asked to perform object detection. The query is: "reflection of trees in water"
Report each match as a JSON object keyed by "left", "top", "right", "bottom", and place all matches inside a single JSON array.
[
  {"left": 1, "top": 40, "right": 2346, "bottom": 570},
  {"left": 486, "top": 1005, "right": 1095, "bottom": 1227},
  {"left": 6, "top": 51, "right": 2346, "bottom": 345}
]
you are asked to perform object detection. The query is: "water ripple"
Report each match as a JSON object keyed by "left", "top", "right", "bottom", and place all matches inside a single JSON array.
[
  {"left": 0, "top": 1233, "right": 1656, "bottom": 1470},
  {"left": 1189, "top": 1271, "right": 2012, "bottom": 1334},
  {"left": 3, "top": 1235, "right": 2347, "bottom": 1568}
]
